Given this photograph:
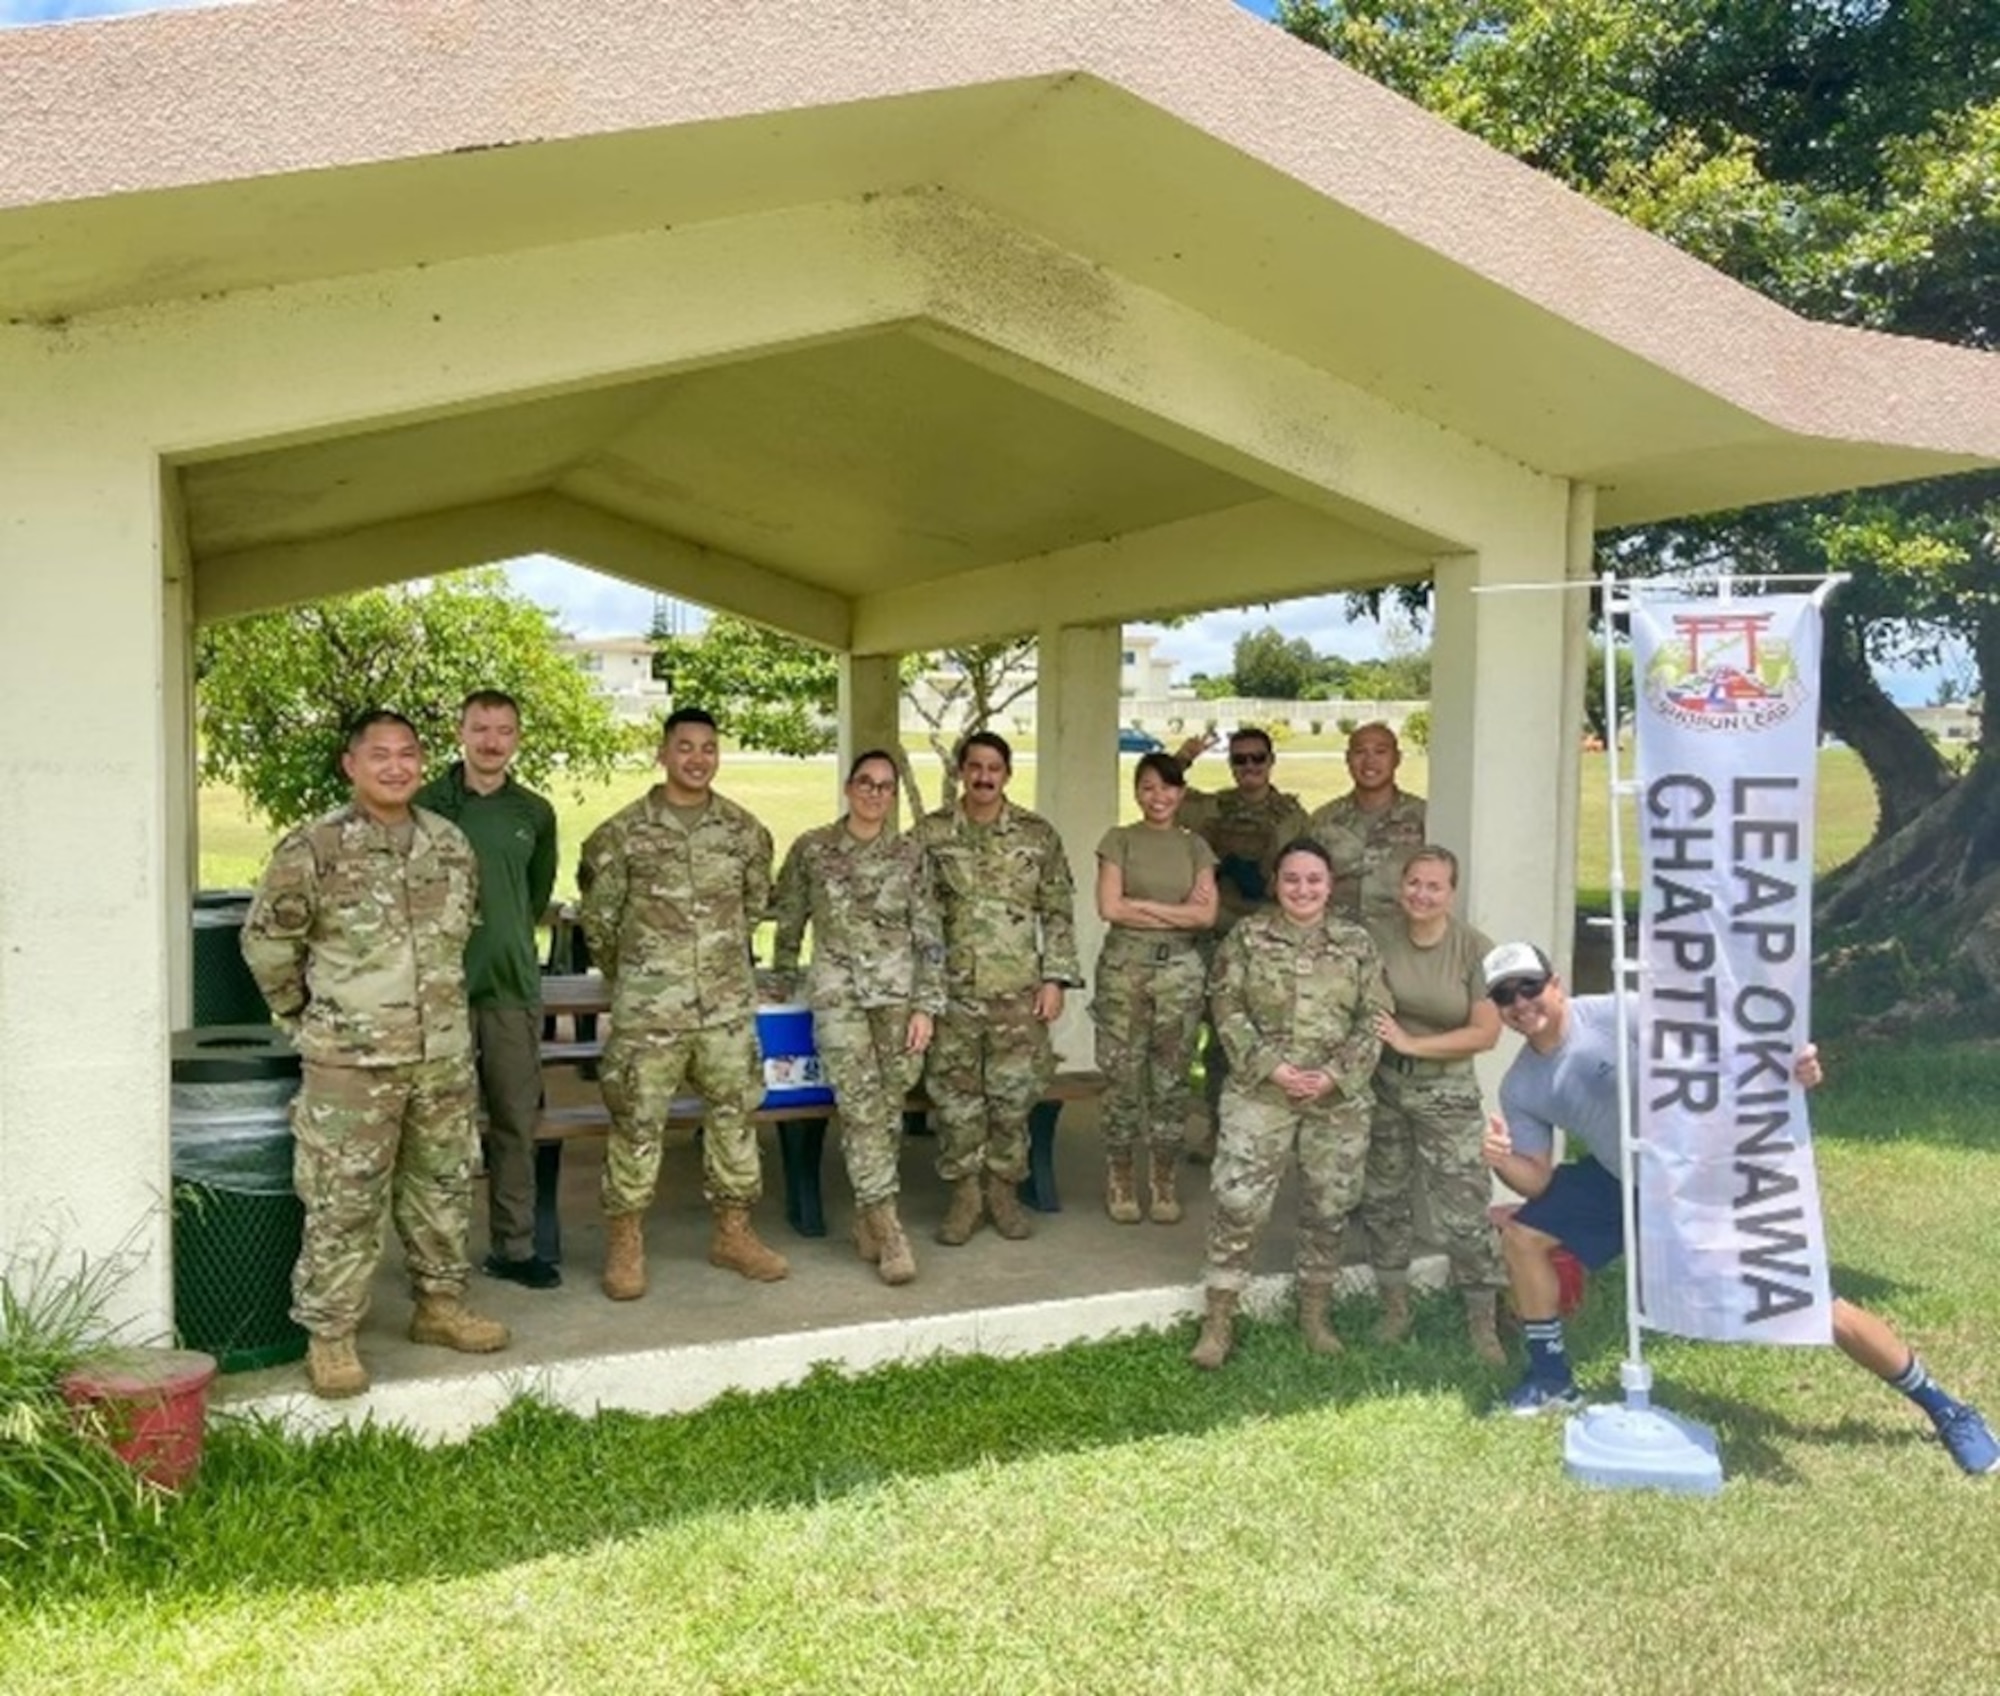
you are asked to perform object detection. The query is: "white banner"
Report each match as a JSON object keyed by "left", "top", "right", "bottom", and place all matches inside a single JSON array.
[{"left": 1632, "top": 594, "right": 1833, "bottom": 1344}]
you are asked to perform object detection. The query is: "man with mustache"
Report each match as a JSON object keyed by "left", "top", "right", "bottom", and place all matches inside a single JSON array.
[{"left": 914, "top": 732, "right": 1081, "bottom": 1246}]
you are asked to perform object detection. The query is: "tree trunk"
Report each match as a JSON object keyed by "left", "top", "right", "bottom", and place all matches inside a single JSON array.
[{"left": 1818, "top": 607, "right": 1953, "bottom": 843}]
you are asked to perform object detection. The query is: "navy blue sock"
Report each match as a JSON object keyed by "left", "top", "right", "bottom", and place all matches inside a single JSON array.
[
  {"left": 1524, "top": 1319, "right": 1572, "bottom": 1388},
  {"left": 1890, "top": 1355, "right": 1962, "bottom": 1421}
]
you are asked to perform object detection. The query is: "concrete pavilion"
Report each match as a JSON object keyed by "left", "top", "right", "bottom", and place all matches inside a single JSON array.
[{"left": 3, "top": 0, "right": 1998, "bottom": 1344}]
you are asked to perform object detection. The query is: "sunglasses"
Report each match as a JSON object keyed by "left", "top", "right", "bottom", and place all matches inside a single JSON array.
[
  {"left": 1229, "top": 752, "right": 1271, "bottom": 768},
  {"left": 1491, "top": 978, "right": 1549, "bottom": 1008}
]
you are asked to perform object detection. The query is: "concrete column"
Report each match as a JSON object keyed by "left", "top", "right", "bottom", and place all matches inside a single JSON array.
[
  {"left": 163, "top": 469, "right": 198, "bottom": 1027},
  {"left": 1033, "top": 623, "right": 1121, "bottom": 1068},
  {"left": 1428, "top": 481, "right": 1585, "bottom": 969},
  {"left": 1552, "top": 483, "right": 1597, "bottom": 976},
  {"left": 838, "top": 651, "right": 904, "bottom": 815},
  {"left": 0, "top": 417, "right": 174, "bottom": 1336}
]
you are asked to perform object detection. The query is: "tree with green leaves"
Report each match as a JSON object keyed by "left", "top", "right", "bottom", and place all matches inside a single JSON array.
[
  {"left": 653, "top": 612, "right": 842, "bottom": 759},
  {"left": 1231, "top": 625, "right": 1322, "bottom": 699},
  {"left": 198, "top": 568, "right": 626, "bottom": 830},
  {"left": 1281, "top": 0, "right": 2000, "bottom": 1003},
  {"left": 900, "top": 639, "right": 1040, "bottom": 808},
  {"left": 649, "top": 615, "right": 1037, "bottom": 810}
]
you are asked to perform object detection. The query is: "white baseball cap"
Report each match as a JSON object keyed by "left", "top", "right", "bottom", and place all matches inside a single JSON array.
[{"left": 1482, "top": 941, "right": 1554, "bottom": 992}]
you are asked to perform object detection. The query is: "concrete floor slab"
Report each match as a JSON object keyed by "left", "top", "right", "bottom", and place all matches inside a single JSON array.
[{"left": 214, "top": 1096, "right": 1443, "bottom": 1443}]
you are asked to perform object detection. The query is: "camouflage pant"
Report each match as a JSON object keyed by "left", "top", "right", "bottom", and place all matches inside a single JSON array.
[
  {"left": 1360, "top": 1066, "right": 1505, "bottom": 1290},
  {"left": 1203, "top": 1086, "right": 1371, "bottom": 1293},
  {"left": 1092, "top": 935, "right": 1205, "bottom": 1153},
  {"left": 599, "top": 1019, "right": 763, "bottom": 1213},
  {"left": 815, "top": 1001, "right": 924, "bottom": 1207},
  {"left": 925, "top": 991, "right": 1055, "bottom": 1182},
  {"left": 289, "top": 1057, "right": 478, "bottom": 1337}
]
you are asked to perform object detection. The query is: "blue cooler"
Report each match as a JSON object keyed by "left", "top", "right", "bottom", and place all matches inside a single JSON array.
[{"left": 756, "top": 1004, "right": 835, "bottom": 1108}]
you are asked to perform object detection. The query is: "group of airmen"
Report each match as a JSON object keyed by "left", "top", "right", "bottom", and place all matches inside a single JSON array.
[{"left": 237, "top": 700, "right": 2000, "bottom": 1475}]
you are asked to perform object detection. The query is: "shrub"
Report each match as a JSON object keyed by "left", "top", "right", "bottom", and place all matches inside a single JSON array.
[
  {"left": 1, "top": 1241, "right": 170, "bottom": 1579},
  {"left": 1403, "top": 709, "right": 1432, "bottom": 751}
]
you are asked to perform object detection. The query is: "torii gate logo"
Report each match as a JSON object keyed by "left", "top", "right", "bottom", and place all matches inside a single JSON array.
[{"left": 1643, "top": 610, "right": 1803, "bottom": 734}]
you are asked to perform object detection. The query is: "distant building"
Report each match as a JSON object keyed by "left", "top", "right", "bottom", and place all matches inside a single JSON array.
[
  {"left": 899, "top": 629, "right": 1189, "bottom": 733},
  {"left": 561, "top": 634, "right": 668, "bottom": 723},
  {"left": 1121, "top": 633, "right": 1183, "bottom": 698},
  {"left": 1906, "top": 702, "right": 1980, "bottom": 744}
]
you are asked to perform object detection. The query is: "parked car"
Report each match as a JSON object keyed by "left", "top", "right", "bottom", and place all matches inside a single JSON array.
[{"left": 1117, "top": 727, "right": 1165, "bottom": 754}]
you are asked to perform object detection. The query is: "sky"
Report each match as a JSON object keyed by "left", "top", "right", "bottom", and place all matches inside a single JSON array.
[{"left": 5, "top": 0, "right": 1956, "bottom": 701}]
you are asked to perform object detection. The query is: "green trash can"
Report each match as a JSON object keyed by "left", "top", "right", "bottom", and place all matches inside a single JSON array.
[
  {"left": 170, "top": 1025, "right": 307, "bottom": 1373},
  {"left": 191, "top": 890, "right": 271, "bottom": 1027}
]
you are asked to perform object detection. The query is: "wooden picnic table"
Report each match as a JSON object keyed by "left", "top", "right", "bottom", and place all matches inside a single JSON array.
[{"left": 527, "top": 970, "right": 1102, "bottom": 1263}]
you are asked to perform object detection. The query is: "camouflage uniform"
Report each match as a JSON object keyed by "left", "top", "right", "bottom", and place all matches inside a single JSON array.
[
  {"left": 1092, "top": 824, "right": 1215, "bottom": 1157},
  {"left": 1360, "top": 915, "right": 1505, "bottom": 1293},
  {"left": 1305, "top": 791, "right": 1429, "bottom": 923},
  {"left": 240, "top": 805, "right": 480, "bottom": 1338},
  {"left": 1202, "top": 909, "right": 1391, "bottom": 1292},
  {"left": 1177, "top": 784, "right": 1309, "bottom": 936},
  {"left": 578, "top": 788, "right": 774, "bottom": 1212},
  {"left": 914, "top": 799, "right": 1081, "bottom": 1181},
  {"left": 1178, "top": 782, "right": 1309, "bottom": 1125},
  {"left": 771, "top": 821, "right": 945, "bottom": 1207}
]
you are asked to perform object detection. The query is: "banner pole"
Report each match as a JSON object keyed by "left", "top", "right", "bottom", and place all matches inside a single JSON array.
[
  {"left": 1561, "top": 572, "right": 1721, "bottom": 1494},
  {"left": 1597, "top": 569, "right": 1649, "bottom": 1392}
]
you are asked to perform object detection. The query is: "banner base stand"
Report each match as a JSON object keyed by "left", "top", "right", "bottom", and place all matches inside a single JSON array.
[{"left": 1564, "top": 1401, "right": 1723, "bottom": 1497}]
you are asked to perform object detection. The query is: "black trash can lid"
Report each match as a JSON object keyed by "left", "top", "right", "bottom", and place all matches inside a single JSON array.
[{"left": 171, "top": 1025, "right": 300, "bottom": 1082}]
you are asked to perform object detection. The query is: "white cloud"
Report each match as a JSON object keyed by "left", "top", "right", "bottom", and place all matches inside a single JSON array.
[
  {"left": 502, "top": 556, "right": 668, "bottom": 639},
  {"left": 498, "top": 555, "right": 1391, "bottom": 678}
]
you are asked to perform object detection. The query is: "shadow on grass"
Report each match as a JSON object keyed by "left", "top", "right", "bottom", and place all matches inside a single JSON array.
[
  {"left": 8, "top": 1252, "right": 1975, "bottom": 1604},
  {"left": 10, "top": 1293, "right": 1521, "bottom": 1605},
  {"left": 1654, "top": 1384, "right": 1937, "bottom": 1485}
]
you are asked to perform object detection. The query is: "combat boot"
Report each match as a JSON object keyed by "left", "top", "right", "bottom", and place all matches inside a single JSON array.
[
  {"left": 1147, "top": 1149, "right": 1183, "bottom": 1225},
  {"left": 984, "top": 1171, "right": 1033, "bottom": 1241},
  {"left": 1189, "top": 1288, "right": 1239, "bottom": 1371},
  {"left": 1299, "top": 1278, "right": 1343, "bottom": 1356},
  {"left": 863, "top": 1200, "right": 917, "bottom": 1286},
  {"left": 1465, "top": 1289, "right": 1507, "bottom": 1366},
  {"left": 602, "top": 1210, "right": 647, "bottom": 1301},
  {"left": 409, "top": 1294, "right": 509, "bottom": 1353},
  {"left": 935, "top": 1175, "right": 984, "bottom": 1246},
  {"left": 305, "top": 1333, "right": 369, "bottom": 1399},
  {"left": 853, "top": 1207, "right": 881, "bottom": 1264},
  {"left": 709, "top": 1203, "right": 790, "bottom": 1281},
  {"left": 1105, "top": 1151, "right": 1142, "bottom": 1224},
  {"left": 1374, "top": 1280, "right": 1412, "bottom": 1345}
]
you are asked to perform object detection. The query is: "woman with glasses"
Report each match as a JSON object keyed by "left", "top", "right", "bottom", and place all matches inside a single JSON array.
[
  {"left": 1192, "top": 837, "right": 1392, "bottom": 1369},
  {"left": 1093, "top": 751, "right": 1219, "bottom": 1225},
  {"left": 1359, "top": 845, "right": 1507, "bottom": 1363},
  {"left": 1174, "top": 727, "right": 1308, "bottom": 1158},
  {"left": 770, "top": 750, "right": 943, "bottom": 1285}
]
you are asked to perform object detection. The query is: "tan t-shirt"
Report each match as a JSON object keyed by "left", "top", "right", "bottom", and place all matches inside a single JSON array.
[
  {"left": 1096, "top": 822, "right": 1215, "bottom": 926},
  {"left": 1364, "top": 913, "right": 1492, "bottom": 1037}
]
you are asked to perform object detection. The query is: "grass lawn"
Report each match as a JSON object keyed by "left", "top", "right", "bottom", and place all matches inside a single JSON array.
[
  {"left": 198, "top": 746, "right": 1877, "bottom": 908},
  {"left": 4, "top": 1033, "right": 1996, "bottom": 1694}
]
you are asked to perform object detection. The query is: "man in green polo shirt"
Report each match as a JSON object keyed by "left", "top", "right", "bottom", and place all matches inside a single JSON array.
[{"left": 416, "top": 689, "right": 561, "bottom": 1290}]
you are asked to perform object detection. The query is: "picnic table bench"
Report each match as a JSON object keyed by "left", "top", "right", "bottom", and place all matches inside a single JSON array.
[{"left": 529, "top": 973, "right": 1105, "bottom": 1264}]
